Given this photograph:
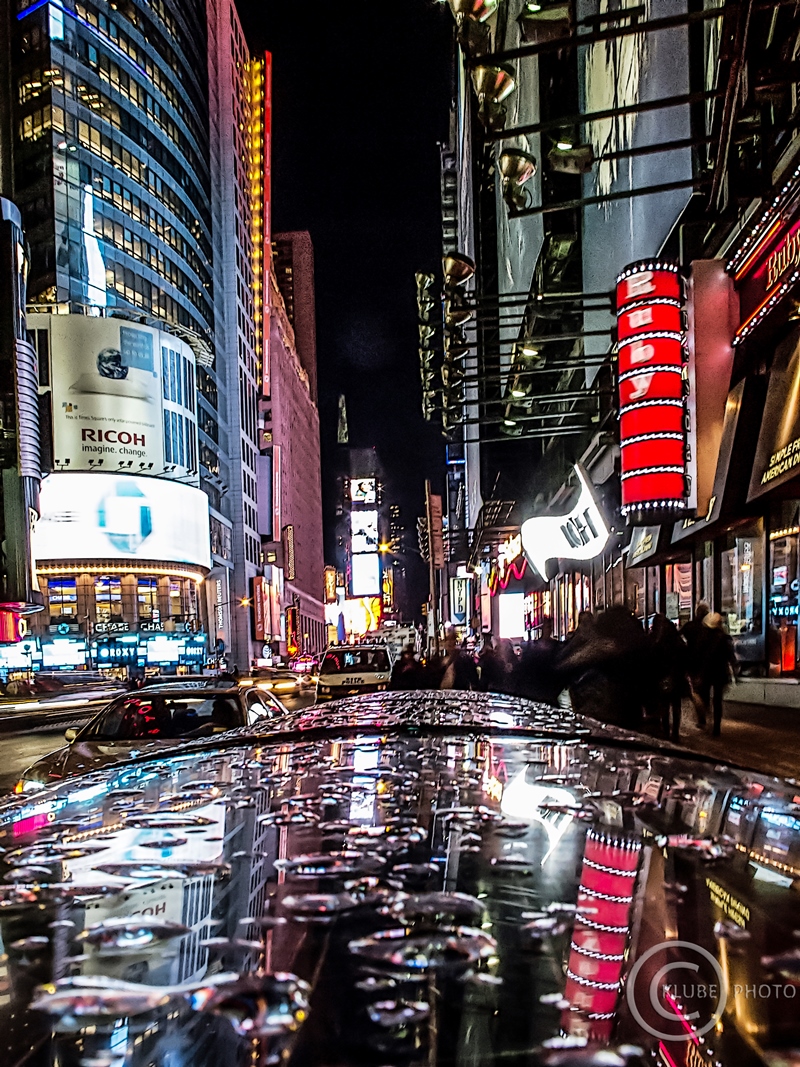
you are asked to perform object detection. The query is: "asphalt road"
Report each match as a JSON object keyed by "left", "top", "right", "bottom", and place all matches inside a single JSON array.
[{"left": 0, "top": 689, "right": 317, "bottom": 796}]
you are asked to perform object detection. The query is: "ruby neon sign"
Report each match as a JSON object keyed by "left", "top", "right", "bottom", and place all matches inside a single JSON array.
[{"left": 616, "top": 261, "right": 687, "bottom": 521}]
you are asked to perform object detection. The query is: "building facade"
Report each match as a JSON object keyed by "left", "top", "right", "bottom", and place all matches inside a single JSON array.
[
  {"left": 430, "top": 0, "right": 800, "bottom": 692},
  {"left": 0, "top": 0, "right": 325, "bottom": 675}
]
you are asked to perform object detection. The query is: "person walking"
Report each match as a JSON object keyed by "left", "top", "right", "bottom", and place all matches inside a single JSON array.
[
  {"left": 695, "top": 612, "right": 737, "bottom": 736},
  {"left": 389, "top": 645, "right": 425, "bottom": 690},
  {"left": 518, "top": 618, "right": 562, "bottom": 705},
  {"left": 681, "top": 602, "right": 710, "bottom": 724},
  {"left": 439, "top": 632, "right": 480, "bottom": 691},
  {"left": 649, "top": 614, "right": 688, "bottom": 741}
]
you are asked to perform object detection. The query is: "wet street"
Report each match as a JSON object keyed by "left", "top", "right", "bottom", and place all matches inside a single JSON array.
[{"left": 0, "top": 689, "right": 316, "bottom": 795}]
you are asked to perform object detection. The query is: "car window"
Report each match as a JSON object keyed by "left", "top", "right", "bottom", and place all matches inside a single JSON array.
[
  {"left": 82, "top": 694, "right": 243, "bottom": 740},
  {"left": 245, "top": 690, "right": 277, "bottom": 725},
  {"left": 320, "top": 649, "right": 390, "bottom": 674}
]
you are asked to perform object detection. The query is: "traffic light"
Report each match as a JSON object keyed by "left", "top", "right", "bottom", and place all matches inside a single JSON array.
[{"left": 416, "top": 272, "right": 439, "bottom": 421}]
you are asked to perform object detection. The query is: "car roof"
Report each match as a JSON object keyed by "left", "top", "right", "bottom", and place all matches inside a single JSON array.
[{"left": 128, "top": 683, "right": 241, "bottom": 696}]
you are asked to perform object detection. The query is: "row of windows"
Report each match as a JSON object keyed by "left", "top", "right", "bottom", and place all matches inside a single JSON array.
[
  {"left": 71, "top": 70, "right": 206, "bottom": 194},
  {"left": 200, "top": 442, "right": 219, "bottom": 477},
  {"left": 47, "top": 575, "right": 193, "bottom": 621},
  {"left": 103, "top": 258, "right": 210, "bottom": 340},
  {"left": 74, "top": 115, "right": 210, "bottom": 246},
  {"left": 162, "top": 346, "right": 195, "bottom": 412},
  {"left": 199, "top": 406, "right": 219, "bottom": 444},
  {"left": 245, "top": 533, "right": 259, "bottom": 566},
  {"left": 18, "top": 65, "right": 64, "bottom": 104},
  {"left": 77, "top": 32, "right": 205, "bottom": 151},
  {"left": 89, "top": 167, "right": 211, "bottom": 280},
  {"left": 92, "top": 211, "right": 211, "bottom": 319},
  {"left": 163, "top": 408, "right": 196, "bottom": 470},
  {"left": 197, "top": 367, "right": 218, "bottom": 409},
  {"left": 72, "top": 0, "right": 207, "bottom": 121}
]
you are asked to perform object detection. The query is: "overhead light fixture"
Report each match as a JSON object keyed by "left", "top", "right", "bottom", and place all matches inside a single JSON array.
[
  {"left": 499, "top": 148, "right": 537, "bottom": 212},
  {"left": 548, "top": 143, "right": 595, "bottom": 174},
  {"left": 510, "top": 381, "right": 528, "bottom": 399},
  {"left": 447, "top": 0, "right": 498, "bottom": 22},
  {"left": 444, "top": 291, "right": 473, "bottom": 327},
  {"left": 471, "top": 64, "right": 515, "bottom": 131},
  {"left": 521, "top": 341, "right": 540, "bottom": 358},
  {"left": 443, "top": 252, "right": 476, "bottom": 287},
  {"left": 519, "top": 0, "right": 571, "bottom": 43}
]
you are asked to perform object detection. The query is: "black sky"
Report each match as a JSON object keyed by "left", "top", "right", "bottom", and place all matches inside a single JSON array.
[{"left": 237, "top": 0, "right": 453, "bottom": 616}]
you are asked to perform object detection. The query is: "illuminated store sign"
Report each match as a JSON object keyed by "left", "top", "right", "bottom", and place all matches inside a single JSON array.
[
  {"left": 616, "top": 261, "right": 687, "bottom": 521},
  {"left": 520, "top": 466, "right": 609, "bottom": 578}
]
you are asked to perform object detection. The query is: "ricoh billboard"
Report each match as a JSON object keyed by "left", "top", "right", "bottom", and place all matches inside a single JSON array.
[
  {"left": 29, "top": 314, "right": 198, "bottom": 483},
  {"left": 33, "top": 473, "right": 211, "bottom": 568}
]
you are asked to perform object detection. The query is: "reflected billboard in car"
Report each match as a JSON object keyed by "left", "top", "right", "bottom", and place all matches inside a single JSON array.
[{"left": 33, "top": 473, "right": 211, "bottom": 567}]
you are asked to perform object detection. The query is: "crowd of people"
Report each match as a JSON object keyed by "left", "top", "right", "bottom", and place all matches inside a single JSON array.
[{"left": 389, "top": 603, "right": 737, "bottom": 740}]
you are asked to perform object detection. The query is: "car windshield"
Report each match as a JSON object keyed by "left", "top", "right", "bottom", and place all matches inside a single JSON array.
[
  {"left": 320, "top": 648, "right": 389, "bottom": 674},
  {"left": 81, "top": 693, "right": 242, "bottom": 740}
]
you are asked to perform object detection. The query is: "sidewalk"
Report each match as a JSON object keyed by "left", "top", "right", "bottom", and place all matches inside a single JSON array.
[{"left": 669, "top": 699, "right": 800, "bottom": 780}]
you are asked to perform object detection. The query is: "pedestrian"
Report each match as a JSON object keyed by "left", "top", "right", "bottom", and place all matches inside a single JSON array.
[
  {"left": 389, "top": 645, "right": 425, "bottom": 691},
  {"left": 439, "top": 632, "right": 480, "bottom": 691},
  {"left": 681, "top": 602, "right": 710, "bottom": 722},
  {"left": 695, "top": 612, "right": 737, "bottom": 736},
  {"left": 649, "top": 613, "right": 687, "bottom": 741},
  {"left": 518, "top": 617, "right": 562, "bottom": 705}
]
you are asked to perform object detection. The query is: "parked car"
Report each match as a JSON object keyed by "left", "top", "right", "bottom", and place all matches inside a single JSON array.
[
  {"left": 316, "top": 643, "right": 391, "bottom": 700},
  {"left": 14, "top": 683, "right": 288, "bottom": 793},
  {"left": 1, "top": 690, "right": 799, "bottom": 1067}
]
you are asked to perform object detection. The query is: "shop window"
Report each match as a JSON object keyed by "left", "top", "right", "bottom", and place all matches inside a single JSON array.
[
  {"left": 137, "top": 577, "right": 158, "bottom": 621},
  {"left": 625, "top": 567, "right": 645, "bottom": 621},
  {"left": 48, "top": 578, "right": 77, "bottom": 617},
  {"left": 169, "top": 580, "right": 183, "bottom": 619},
  {"left": 720, "top": 527, "right": 763, "bottom": 637},
  {"left": 95, "top": 576, "right": 122, "bottom": 622},
  {"left": 665, "top": 563, "right": 693, "bottom": 626}
]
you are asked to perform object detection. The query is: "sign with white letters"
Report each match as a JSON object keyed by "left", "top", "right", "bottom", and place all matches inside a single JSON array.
[{"left": 520, "top": 465, "right": 609, "bottom": 577}]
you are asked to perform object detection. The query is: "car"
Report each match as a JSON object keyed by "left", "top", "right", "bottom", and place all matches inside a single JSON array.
[
  {"left": 240, "top": 667, "right": 304, "bottom": 697},
  {"left": 14, "top": 682, "right": 288, "bottom": 793},
  {"left": 1, "top": 690, "right": 800, "bottom": 1067},
  {"left": 316, "top": 643, "right": 391, "bottom": 700}
]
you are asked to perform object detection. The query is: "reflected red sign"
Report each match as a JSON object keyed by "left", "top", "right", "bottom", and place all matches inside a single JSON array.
[{"left": 616, "top": 262, "right": 687, "bottom": 521}]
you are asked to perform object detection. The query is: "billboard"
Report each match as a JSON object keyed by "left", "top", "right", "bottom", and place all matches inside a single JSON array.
[
  {"left": 30, "top": 314, "right": 198, "bottom": 482},
  {"left": 33, "top": 474, "right": 211, "bottom": 568},
  {"left": 350, "top": 478, "right": 376, "bottom": 504},
  {"left": 351, "top": 509, "right": 379, "bottom": 554},
  {"left": 351, "top": 553, "right": 380, "bottom": 597}
]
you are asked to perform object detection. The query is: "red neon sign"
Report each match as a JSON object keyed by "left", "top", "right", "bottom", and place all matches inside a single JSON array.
[{"left": 616, "top": 261, "right": 687, "bottom": 521}]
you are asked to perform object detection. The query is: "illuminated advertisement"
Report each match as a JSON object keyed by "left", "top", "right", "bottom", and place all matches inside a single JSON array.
[
  {"left": 616, "top": 262, "right": 687, "bottom": 521},
  {"left": 325, "top": 596, "right": 382, "bottom": 636},
  {"left": 351, "top": 509, "right": 379, "bottom": 554},
  {"left": 30, "top": 314, "right": 198, "bottom": 482},
  {"left": 351, "top": 553, "right": 380, "bottom": 597},
  {"left": 350, "top": 478, "right": 376, "bottom": 504},
  {"left": 520, "top": 465, "right": 609, "bottom": 578},
  {"left": 33, "top": 474, "right": 211, "bottom": 568}
]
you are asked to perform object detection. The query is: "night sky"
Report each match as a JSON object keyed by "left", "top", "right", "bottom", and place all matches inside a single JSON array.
[{"left": 238, "top": 0, "right": 453, "bottom": 617}]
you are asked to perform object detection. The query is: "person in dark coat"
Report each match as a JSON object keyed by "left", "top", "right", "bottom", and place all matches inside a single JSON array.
[
  {"left": 390, "top": 646, "right": 425, "bottom": 691},
  {"left": 695, "top": 612, "right": 737, "bottom": 736},
  {"left": 439, "top": 632, "right": 480, "bottom": 691},
  {"left": 680, "top": 602, "right": 710, "bottom": 722},
  {"left": 518, "top": 618, "right": 562, "bottom": 705},
  {"left": 649, "top": 613, "right": 688, "bottom": 740}
]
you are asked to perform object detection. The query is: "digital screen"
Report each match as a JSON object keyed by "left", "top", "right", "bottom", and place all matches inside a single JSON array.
[
  {"left": 350, "top": 479, "right": 376, "bottom": 504},
  {"left": 351, "top": 553, "right": 381, "bottom": 597},
  {"left": 351, "top": 509, "right": 379, "bottom": 554},
  {"left": 497, "top": 592, "right": 525, "bottom": 639},
  {"left": 33, "top": 474, "right": 211, "bottom": 568}
]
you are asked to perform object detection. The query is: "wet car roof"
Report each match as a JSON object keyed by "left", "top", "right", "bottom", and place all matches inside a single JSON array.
[{"left": 0, "top": 691, "right": 799, "bottom": 1067}]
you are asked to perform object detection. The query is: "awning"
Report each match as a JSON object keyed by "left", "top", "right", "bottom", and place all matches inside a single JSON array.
[
  {"left": 749, "top": 326, "right": 800, "bottom": 501},
  {"left": 671, "top": 374, "right": 766, "bottom": 544}
]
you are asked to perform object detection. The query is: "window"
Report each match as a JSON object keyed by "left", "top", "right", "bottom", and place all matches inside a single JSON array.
[
  {"left": 320, "top": 649, "right": 390, "bottom": 675},
  {"left": 720, "top": 525, "right": 763, "bottom": 638},
  {"left": 169, "top": 580, "right": 183, "bottom": 619},
  {"left": 137, "top": 578, "right": 158, "bottom": 621},
  {"left": 48, "top": 578, "right": 77, "bottom": 616},
  {"left": 95, "top": 576, "right": 122, "bottom": 622},
  {"left": 81, "top": 694, "right": 243, "bottom": 740}
]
